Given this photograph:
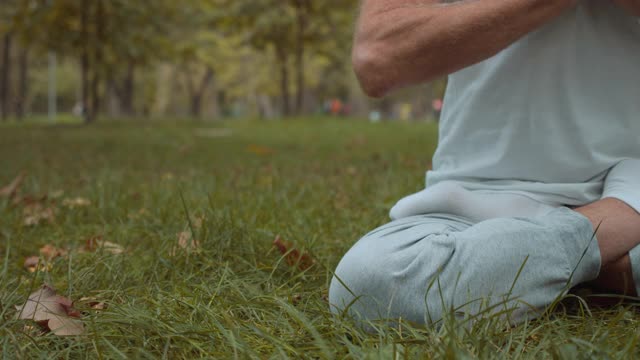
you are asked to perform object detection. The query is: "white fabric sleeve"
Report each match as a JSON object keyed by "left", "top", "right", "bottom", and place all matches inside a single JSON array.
[{"left": 602, "top": 159, "right": 640, "bottom": 214}]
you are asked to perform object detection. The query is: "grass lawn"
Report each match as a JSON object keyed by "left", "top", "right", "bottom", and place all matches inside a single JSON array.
[{"left": 1, "top": 118, "right": 639, "bottom": 359}]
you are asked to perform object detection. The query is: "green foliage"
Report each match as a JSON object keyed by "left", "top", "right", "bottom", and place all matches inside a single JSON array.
[
  {"left": 0, "top": 1, "right": 440, "bottom": 121},
  {"left": 9, "top": 0, "right": 176, "bottom": 63},
  {"left": 1, "top": 0, "right": 365, "bottom": 119}
]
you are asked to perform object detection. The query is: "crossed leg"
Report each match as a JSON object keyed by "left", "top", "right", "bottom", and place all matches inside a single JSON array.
[
  {"left": 329, "top": 198, "right": 640, "bottom": 327},
  {"left": 329, "top": 207, "right": 603, "bottom": 326}
]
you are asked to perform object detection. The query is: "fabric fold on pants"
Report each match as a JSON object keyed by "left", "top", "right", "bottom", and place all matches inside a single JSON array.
[{"left": 329, "top": 207, "right": 602, "bottom": 327}]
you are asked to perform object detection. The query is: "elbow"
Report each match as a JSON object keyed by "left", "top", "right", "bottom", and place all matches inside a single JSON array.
[{"left": 351, "top": 41, "right": 392, "bottom": 99}]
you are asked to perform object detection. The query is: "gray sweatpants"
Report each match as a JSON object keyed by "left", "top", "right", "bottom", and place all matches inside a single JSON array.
[{"left": 329, "top": 207, "right": 603, "bottom": 326}]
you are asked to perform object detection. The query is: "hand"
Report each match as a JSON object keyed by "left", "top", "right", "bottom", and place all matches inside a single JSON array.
[{"left": 612, "top": 0, "right": 640, "bottom": 16}]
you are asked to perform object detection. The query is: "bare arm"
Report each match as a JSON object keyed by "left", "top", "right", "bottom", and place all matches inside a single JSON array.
[
  {"left": 353, "top": 0, "right": 577, "bottom": 97},
  {"left": 575, "top": 198, "right": 640, "bottom": 295}
]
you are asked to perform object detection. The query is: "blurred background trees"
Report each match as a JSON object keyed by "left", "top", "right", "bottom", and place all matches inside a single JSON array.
[{"left": 0, "top": 0, "right": 445, "bottom": 123}]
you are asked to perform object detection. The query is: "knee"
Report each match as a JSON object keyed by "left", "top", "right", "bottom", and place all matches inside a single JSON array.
[
  {"left": 328, "top": 220, "right": 459, "bottom": 324},
  {"left": 328, "top": 247, "right": 371, "bottom": 312},
  {"left": 328, "top": 242, "right": 390, "bottom": 318}
]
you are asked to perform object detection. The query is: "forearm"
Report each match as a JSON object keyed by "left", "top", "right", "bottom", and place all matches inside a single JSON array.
[
  {"left": 575, "top": 198, "right": 640, "bottom": 295},
  {"left": 575, "top": 198, "right": 640, "bottom": 267},
  {"left": 353, "top": 0, "right": 577, "bottom": 97}
]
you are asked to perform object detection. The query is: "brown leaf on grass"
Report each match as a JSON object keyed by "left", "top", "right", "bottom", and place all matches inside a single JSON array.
[
  {"left": 47, "top": 316, "right": 85, "bottom": 336},
  {"left": 15, "top": 285, "right": 59, "bottom": 322},
  {"left": 13, "top": 193, "right": 48, "bottom": 207},
  {"left": 170, "top": 231, "right": 201, "bottom": 256},
  {"left": 23, "top": 203, "right": 56, "bottom": 226},
  {"left": 23, "top": 245, "right": 68, "bottom": 272},
  {"left": 62, "top": 197, "right": 91, "bottom": 209},
  {"left": 40, "top": 244, "right": 68, "bottom": 260},
  {"left": 246, "top": 144, "right": 275, "bottom": 156},
  {"left": 0, "top": 172, "right": 26, "bottom": 199},
  {"left": 79, "top": 297, "right": 107, "bottom": 310},
  {"left": 273, "top": 235, "right": 315, "bottom": 271},
  {"left": 23, "top": 257, "right": 53, "bottom": 273},
  {"left": 15, "top": 284, "right": 85, "bottom": 336},
  {"left": 23, "top": 256, "right": 41, "bottom": 272},
  {"left": 84, "top": 236, "right": 125, "bottom": 254}
]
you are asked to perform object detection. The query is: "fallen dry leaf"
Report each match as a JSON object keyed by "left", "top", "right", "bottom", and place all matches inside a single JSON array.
[
  {"left": 273, "top": 235, "right": 315, "bottom": 271},
  {"left": 39, "top": 244, "right": 68, "bottom": 260},
  {"left": 23, "top": 256, "right": 41, "bottom": 272},
  {"left": 84, "top": 236, "right": 125, "bottom": 255},
  {"left": 47, "top": 316, "right": 85, "bottom": 336},
  {"left": 0, "top": 172, "right": 26, "bottom": 199},
  {"left": 171, "top": 231, "right": 201, "bottom": 256},
  {"left": 24, "top": 245, "right": 68, "bottom": 272},
  {"left": 62, "top": 197, "right": 91, "bottom": 208},
  {"left": 79, "top": 297, "right": 107, "bottom": 310},
  {"left": 15, "top": 284, "right": 84, "bottom": 336},
  {"left": 23, "top": 203, "right": 56, "bottom": 226},
  {"left": 23, "top": 259, "right": 52, "bottom": 273},
  {"left": 15, "top": 285, "right": 60, "bottom": 322},
  {"left": 13, "top": 193, "right": 48, "bottom": 207},
  {"left": 246, "top": 144, "right": 275, "bottom": 156}
]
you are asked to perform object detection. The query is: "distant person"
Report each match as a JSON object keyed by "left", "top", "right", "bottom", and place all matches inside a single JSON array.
[
  {"left": 330, "top": 1, "right": 640, "bottom": 326},
  {"left": 431, "top": 98, "right": 443, "bottom": 119},
  {"left": 368, "top": 110, "right": 382, "bottom": 123},
  {"left": 330, "top": 98, "right": 344, "bottom": 116},
  {"left": 72, "top": 102, "right": 84, "bottom": 118}
]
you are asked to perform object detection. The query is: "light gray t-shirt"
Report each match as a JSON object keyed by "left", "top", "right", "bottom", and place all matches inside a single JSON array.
[{"left": 391, "top": 1, "right": 640, "bottom": 221}]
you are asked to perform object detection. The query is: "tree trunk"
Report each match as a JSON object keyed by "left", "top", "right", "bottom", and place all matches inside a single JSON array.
[
  {"left": 217, "top": 90, "right": 228, "bottom": 117},
  {"left": 121, "top": 61, "right": 135, "bottom": 116},
  {"left": 91, "top": 0, "right": 105, "bottom": 120},
  {"left": 106, "top": 78, "right": 121, "bottom": 117},
  {"left": 80, "top": 0, "right": 93, "bottom": 123},
  {"left": 275, "top": 45, "right": 291, "bottom": 117},
  {"left": 15, "top": 46, "right": 28, "bottom": 120},
  {"left": 294, "top": 0, "right": 307, "bottom": 115},
  {"left": 190, "top": 67, "right": 214, "bottom": 119},
  {"left": 0, "top": 33, "right": 12, "bottom": 121},
  {"left": 90, "top": 67, "right": 100, "bottom": 121}
]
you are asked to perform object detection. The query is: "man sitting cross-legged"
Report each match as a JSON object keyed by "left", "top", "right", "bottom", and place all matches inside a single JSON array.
[{"left": 329, "top": 0, "right": 640, "bottom": 325}]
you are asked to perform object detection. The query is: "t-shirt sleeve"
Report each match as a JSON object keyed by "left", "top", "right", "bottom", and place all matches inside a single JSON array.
[{"left": 602, "top": 159, "right": 640, "bottom": 213}]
